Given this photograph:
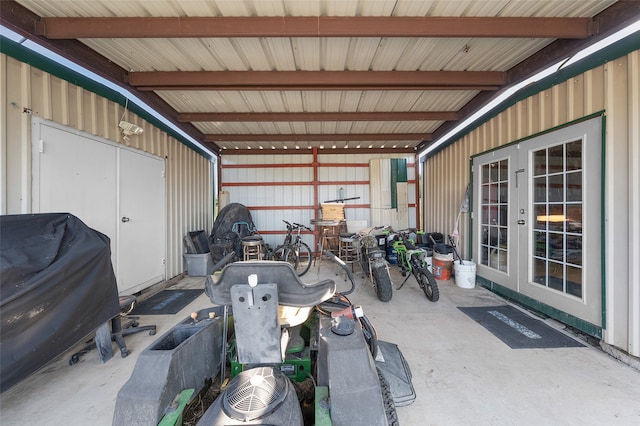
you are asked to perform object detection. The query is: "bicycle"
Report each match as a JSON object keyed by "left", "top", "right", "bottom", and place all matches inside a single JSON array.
[
  {"left": 392, "top": 230, "right": 439, "bottom": 302},
  {"left": 272, "top": 220, "right": 313, "bottom": 277}
]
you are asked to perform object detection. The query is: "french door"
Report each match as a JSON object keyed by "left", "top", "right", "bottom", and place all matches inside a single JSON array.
[{"left": 472, "top": 117, "right": 603, "bottom": 327}]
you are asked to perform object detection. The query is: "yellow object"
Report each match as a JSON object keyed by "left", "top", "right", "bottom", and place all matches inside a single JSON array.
[{"left": 321, "top": 203, "right": 345, "bottom": 220}]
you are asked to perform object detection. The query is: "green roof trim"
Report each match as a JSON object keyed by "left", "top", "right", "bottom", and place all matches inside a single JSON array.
[
  {"left": 424, "top": 31, "right": 640, "bottom": 159},
  {"left": 1, "top": 35, "right": 215, "bottom": 161}
]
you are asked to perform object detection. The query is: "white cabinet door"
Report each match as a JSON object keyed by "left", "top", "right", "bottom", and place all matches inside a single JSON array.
[
  {"left": 117, "top": 149, "right": 165, "bottom": 293},
  {"left": 33, "top": 123, "right": 118, "bottom": 250},
  {"left": 32, "top": 118, "right": 165, "bottom": 294}
]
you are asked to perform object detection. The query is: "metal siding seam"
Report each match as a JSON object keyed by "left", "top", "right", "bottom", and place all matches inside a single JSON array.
[{"left": 628, "top": 49, "right": 640, "bottom": 357}]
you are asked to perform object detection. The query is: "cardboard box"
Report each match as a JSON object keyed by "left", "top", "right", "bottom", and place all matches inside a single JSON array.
[{"left": 321, "top": 203, "right": 345, "bottom": 220}]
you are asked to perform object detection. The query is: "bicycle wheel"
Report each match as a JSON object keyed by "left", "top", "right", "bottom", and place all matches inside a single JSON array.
[
  {"left": 293, "top": 241, "right": 312, "bottom": 276},
  {"left": 416, "top": 266, "right": 439, "bottom": 302},
  {"left": 272, "top": 245, "right": 287, "bottom": 261},
  {"left": 371, "top": 262, "right": 393, "bottom": 302},
  {"left": 282, "top": 247, "right": 299, "bottom": 270}
]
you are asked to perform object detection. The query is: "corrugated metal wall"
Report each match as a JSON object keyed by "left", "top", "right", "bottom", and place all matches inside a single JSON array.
[
  {"left": 0, "top": 54, "right": 214, "bottom": 280},
  {"left": 423, "top": 50, "right": 640, "bottom": 357},
  {"left": 221, "top": 152, "right": 416, "bottom": 251}
]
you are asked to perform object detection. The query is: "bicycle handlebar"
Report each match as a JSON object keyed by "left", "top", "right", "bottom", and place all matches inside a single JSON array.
[
  {"left": 293, "top": 222, "right": 312, "bottom": 232},
  {"left": 282, "top": 220, "right": 311, "bottom": 232}
]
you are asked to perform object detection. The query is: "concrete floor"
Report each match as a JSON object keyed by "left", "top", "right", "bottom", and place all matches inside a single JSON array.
[{"left": 1, "top": 262, "right": 640, "bottom": 426}]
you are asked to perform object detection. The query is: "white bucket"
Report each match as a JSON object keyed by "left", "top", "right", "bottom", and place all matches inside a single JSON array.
[{"left": 454, "top": 260, "right": 476, "bottom": 289}]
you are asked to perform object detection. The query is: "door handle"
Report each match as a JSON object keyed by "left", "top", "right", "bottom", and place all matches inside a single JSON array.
[
  {"left": 517, "top": 219, "right": 525, "bottom": 225},
  {"left": 121, "top": 217, "right": 130, "bottom": 223}
]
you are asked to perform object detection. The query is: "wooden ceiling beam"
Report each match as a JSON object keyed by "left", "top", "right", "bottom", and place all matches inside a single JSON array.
[
  {"left": 128, "top": 70, "right": 506, "bottom": 91},
  {"left": 203, "top": 133, "right": 431, "bottom": 142},
  {"left": 36, "top": 16, "right": 596, "bottom": 39},
  {"left": 178, "top": 111, "right": 459, "bottom": 122}
]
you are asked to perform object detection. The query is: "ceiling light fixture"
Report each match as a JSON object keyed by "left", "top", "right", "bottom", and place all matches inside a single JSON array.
[
  {"left": 118, "top": 120, "right": 143, "bottom": 141},
  {"left": 118, "top": 98, "right": 143, "bottom": 142}
]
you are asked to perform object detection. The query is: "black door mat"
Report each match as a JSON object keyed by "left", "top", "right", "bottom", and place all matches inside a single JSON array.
[
  {"left": 130, "top": 289, "right": 204, "bottom": 315},
  {"left": 458, "top": 305, "right": 585, "bottom": 349}
]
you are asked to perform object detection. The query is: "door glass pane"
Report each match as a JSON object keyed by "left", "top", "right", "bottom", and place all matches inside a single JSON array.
[
  {"left": 548, "top": 174, "right": 564, "bottom": 203},
  {"left": 548, "top": 204, "right": 564, "bottom": 232},
  {"left": 499, "top": 182, "right": 508, "bottom": 203},
  {"left": 533, "top": 258, "right": 546, "bottom": 285},
  {"left": 548, "top": 145, "right": 564, "bottom": 174},
  {"left": 499, "top": 159, "right": 509, "bottom": 180},
  {"left": 489, "top": 183, "right": 498, "bottom": 203},
  {"left": 566, "top": 265, "right": 583, "bottom": 297},
  {"left": 566, "top": 205, "right": 582, "bottom": 234},
  {"left": 549, "top": 232, "right": 564, "bottom": 261},
  {"left": 482, "top": 184, "right": 490, "bottom": 203},
  {"left": 482, "top": 205, "right": 490, "bottom": 225},
  {"left": 548, "top": 261, "right": 564, "bottom": 291},
  {"left": 534, "top": 204, "right": 546, "bottom": 230},
  {"left": 499, "top": 205, "right": 508, "bottom": 226},
  {"left": 490, "top": 162, "right": 498, "bottom": 182},
  {"left": 480, "top": 159, "right": 508, "bottom": 272},
  {"left": 534, "top": 150, "right": 546, "bottom": 176},
  {"left": 531, "top": 140, "right": 583, "bottom": 298},
  {"left": 566, "top": 140, "right": 582, "bottom": 171},
  {"left": 534, "top": 176, "right": 546, "bottom": 202},
  {"left": 534, "top": 231, "right": 546, "bottom": 257},
  {"left": 566, "top": 171, "right": 582, "bottom": 202}
]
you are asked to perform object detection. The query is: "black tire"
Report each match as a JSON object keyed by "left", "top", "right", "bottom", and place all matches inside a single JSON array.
[
  {"left": 293, "top": 241, "right": 312, "bottom": 276},
  {"left": 371, "top": 263, "right": 393, "bottom": 302},
  {"left": 359, "top": 315, "right": 379, "bottom": 359},
  {"left": 377, "top": 368, "right": 399, "bottom": 426},
  {"left": 360, "top": 254, "right": 371, "bottom": 276},
  {"left": 272, "top": 245, "right": 286, "bottom": 261},
  {"left": 416, "top": 266, "right": 439, "bottom": 302},
  {"left": 282, "top": 247, "right": 299, "bottom": 270}
]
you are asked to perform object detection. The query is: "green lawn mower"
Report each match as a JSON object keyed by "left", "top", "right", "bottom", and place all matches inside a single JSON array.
[{"left": 114, "top": 252, "right": 414, "bottom": 425}]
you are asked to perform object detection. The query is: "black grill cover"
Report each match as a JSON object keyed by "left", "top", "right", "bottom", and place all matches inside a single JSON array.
[
  {"left": 1, "top": 213, "right": 119, "bottom": 393},
  {"left": 209, "top": 203, "right": 256, "bottom": 264}
]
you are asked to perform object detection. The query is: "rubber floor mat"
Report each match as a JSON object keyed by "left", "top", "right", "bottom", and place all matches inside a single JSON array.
[
  {"left": 458, "top": 305, "right": 585, "bottom": 349},
  {"left": 130, "top": 289, "right": 204, "bottom": 315}
]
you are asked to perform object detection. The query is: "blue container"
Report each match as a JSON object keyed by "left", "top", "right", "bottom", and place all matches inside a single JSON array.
[{"left": 387, "top": 247, "right": 398, "bottom": 264}]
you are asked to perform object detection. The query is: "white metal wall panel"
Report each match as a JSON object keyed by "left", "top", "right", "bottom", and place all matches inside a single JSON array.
[
  {"left": 221, "top": 152, "right": 417, "bottom": 246},
  {"left": 1, "top": 54, "right": 213, "bottom": 281},
  {"left": 423, "top": 50, "right": 640, "bottom": 357},
  {"left": 222, "top": 167, "right": 313, "bottom": 183},
  {"left": 223, "top": 153, "right": 313, "bottom": 164}
]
